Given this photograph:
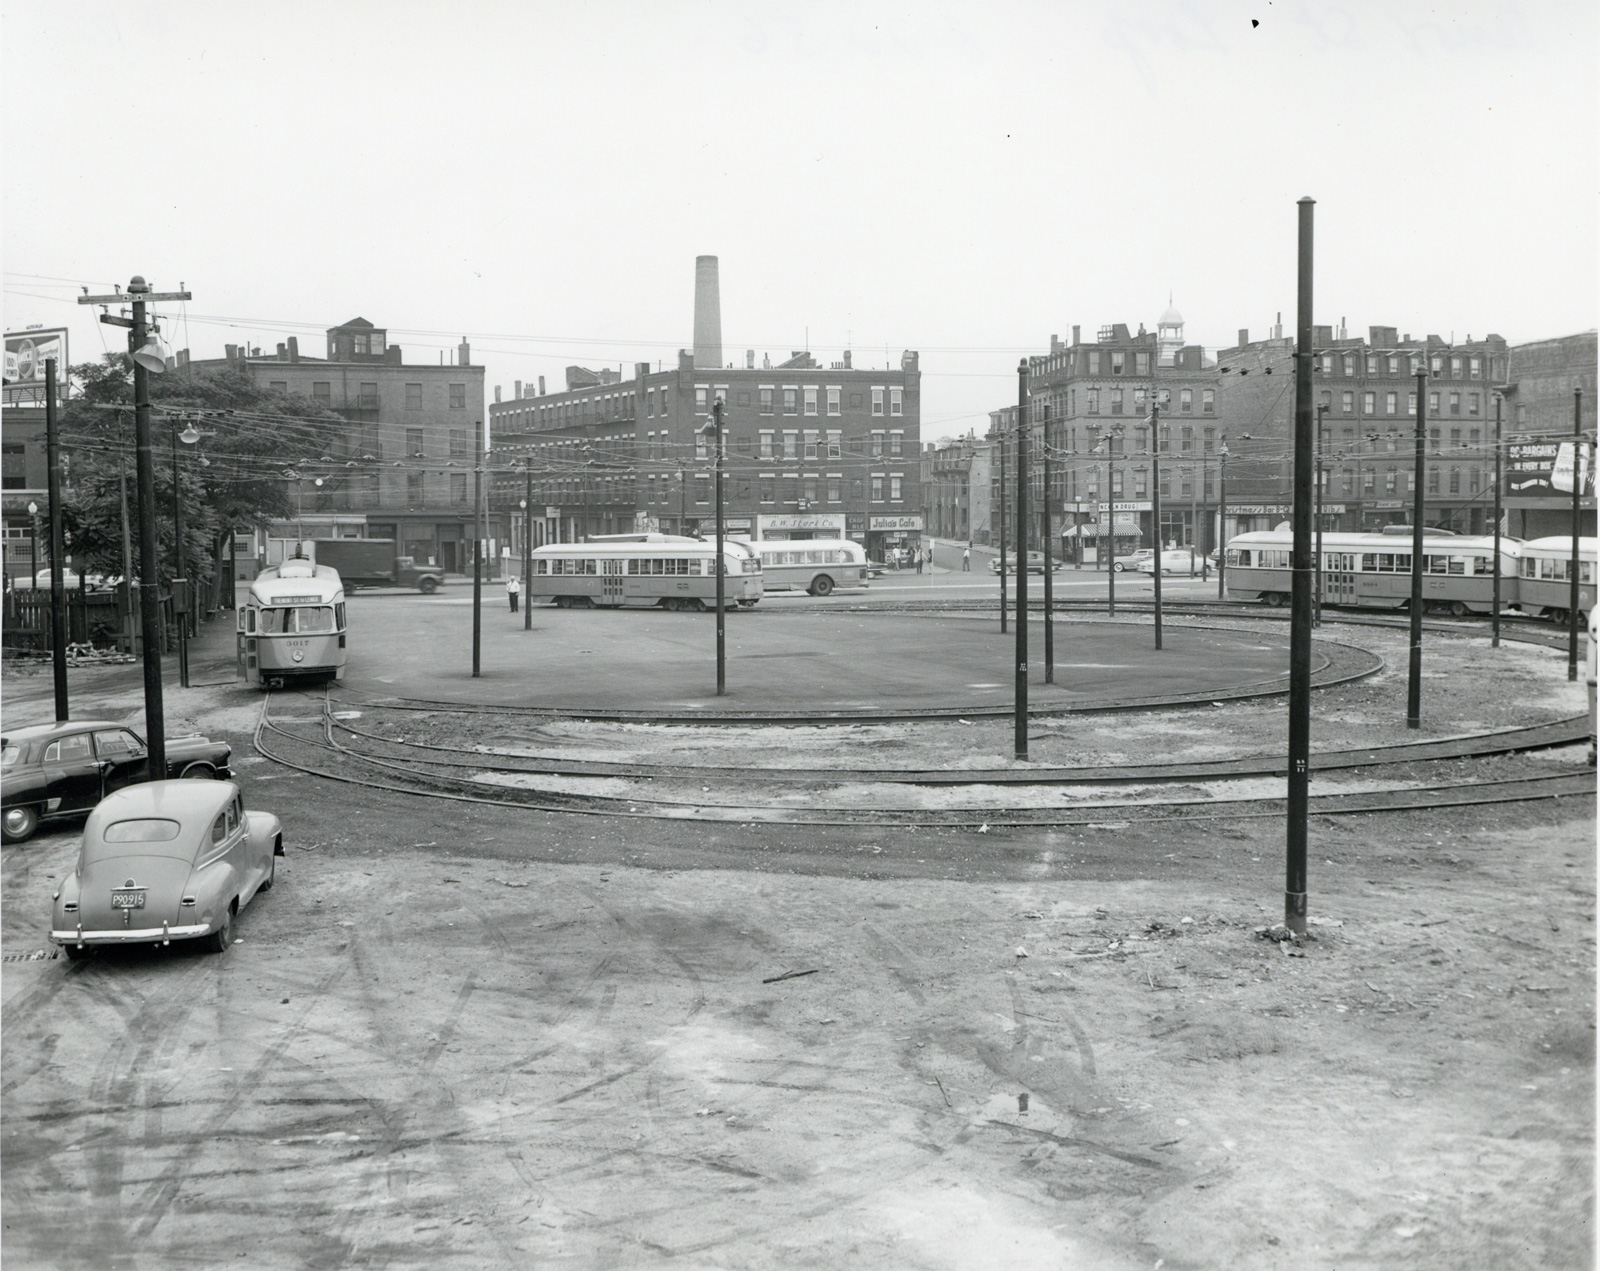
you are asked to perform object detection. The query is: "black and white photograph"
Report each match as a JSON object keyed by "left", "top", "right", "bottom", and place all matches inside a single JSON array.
[{"left": 3, "top": 2, "right": 1595, "bottom": 1267}]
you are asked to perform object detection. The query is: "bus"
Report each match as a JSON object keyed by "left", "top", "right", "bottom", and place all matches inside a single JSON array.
[
  {"left": 238, "top": 557, "right": 346, "bottom": 688},
  {"left": 526, "top": 535, "right": 763, "bottom": 611},
  {"left": 1517, "top": 536, "right": 1596, "bottom": 624},
  {"left": 751, "top": 538, "right": 869, "bottom": 596},
  {"left": 1224, "top": 528, "right": 1520, "bottom": 616}
]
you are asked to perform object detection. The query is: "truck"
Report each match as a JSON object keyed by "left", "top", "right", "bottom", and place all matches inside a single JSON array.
[{"left": 308, "top": 539, "right": 445, "bottom": 594}]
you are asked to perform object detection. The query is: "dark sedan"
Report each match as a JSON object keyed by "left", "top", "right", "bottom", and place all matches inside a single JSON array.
[{"left": 1, "top": 721, "right": 232, "bottom": 844}]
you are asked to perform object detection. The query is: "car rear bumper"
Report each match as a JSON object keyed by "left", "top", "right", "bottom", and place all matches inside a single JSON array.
[{"left": 52, "top": 922, "right": 211, "bottom": 946}]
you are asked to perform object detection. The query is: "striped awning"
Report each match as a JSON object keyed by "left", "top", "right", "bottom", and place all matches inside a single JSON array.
[{"left": 1062, "top": 516, "right": 1142, "bottom": 539}]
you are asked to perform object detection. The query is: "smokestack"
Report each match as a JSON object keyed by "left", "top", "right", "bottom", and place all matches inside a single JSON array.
[
  {"left": 538, "top": 375, "right": 545, "bottom": 396},
  {"left": 495, "top": 386, "right": 502, "bottom": 403},
  {"left": 693, "top": 255, "right": 722, "bottom": 370},
  {"left": 515, "top": 380, "right": 522, "bottom": 399},
  {"left": 1071, "top": 325, "right": 1081, "bottom": 345},
  {"left": 287, "top": 336, "right": 300, "bottom": 362}
]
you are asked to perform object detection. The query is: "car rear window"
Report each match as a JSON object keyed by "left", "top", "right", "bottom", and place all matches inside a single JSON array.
[
  {"left": 1, "top": 744, "right": 20, "bottom": 768},
  {"left": 103, "top": 819, "right": 182, "bottom": 843}
]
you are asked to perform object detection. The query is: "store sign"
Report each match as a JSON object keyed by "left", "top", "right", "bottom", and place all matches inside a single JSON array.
[
  {"left": 760, "top": 513, "right": 845, "bottom": 532},
  {"left": 1550, "top": 441, "right": 1595, "bottom": 495},
  {"left": 724, "top": 517, "right": 752, "bottom": 530},
  {"left": 869, "top": 515, "right": 924, "bottom": 530},
  {"left": 3, "top": 329, "right": 69, "bottom": 406},
  {"left": 1507, "top": 441, "right": 1561, "bottom": 496},
  {"left": 1224, "top": 504, "right": 1290, "bottom": 515},
  {"left": 1063, "top": 501, "right": 1151, "bottom": 513}
]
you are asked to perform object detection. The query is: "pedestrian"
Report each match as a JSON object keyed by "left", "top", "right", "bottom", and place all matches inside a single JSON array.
[
  {"left": 507, "top": 573, "right": 520, "bottom": 613},
  {"left": 915, "top": 547, "right": 924, "bottom": 574},
  {"left": 962, "top": 546, "right": 970, "bottom": 571}
]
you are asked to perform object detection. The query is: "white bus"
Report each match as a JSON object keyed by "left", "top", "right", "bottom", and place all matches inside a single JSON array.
[
  {"left": 751, "top": 538, "right": 869, "bottom": 596},
  {"left": 526, "top": 535, "right": 763, "bottom": 611}
]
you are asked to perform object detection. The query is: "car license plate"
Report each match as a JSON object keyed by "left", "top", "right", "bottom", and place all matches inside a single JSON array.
[{"left": 111, "top": 890, "right": 145, "bottom": 909}]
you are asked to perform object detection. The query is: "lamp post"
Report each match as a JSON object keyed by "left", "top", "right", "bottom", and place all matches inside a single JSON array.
[
  {"left": 1568, "top": 388, "right": 1584, "bottom": 682},
  {"left": 170, "top": 420, "right": 191, "bottom": 688},
  {"left": 1040, "top": 406, "right": 1054, "bottom": 684},
  {"left": 44, "top": 357, "right": 68, "bottom": 719},
  {"left": 27, "top": 501, "right": 38, "bottom": 589},
  {"left": 702, "top": 400, "right": 726, "bottom": 696},
  {"left": 998, "top": 415, "right": 1008, "bottom": 634},
  {"left": 1148, "top": 396, "right": 1166, "bottom": 650},
  {"left": 522, "top": 461, "right": 534, "bottom": 631},
  {"left": 472, "top": 423, "right": 484, "bottom": 678},
  {"left": 1094, "top": 427, "right": 1123, "bottom": 615},
  {"left": 1216, "top": 437, "right": 1230, "bottom": 600},
  {"left": 1013, "top": 360, "right": 1028, "bottom": 761}
]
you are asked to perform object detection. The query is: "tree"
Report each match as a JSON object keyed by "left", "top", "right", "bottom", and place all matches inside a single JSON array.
[{"left": 53, "top": 357, "right": 347, "bottom": 602}]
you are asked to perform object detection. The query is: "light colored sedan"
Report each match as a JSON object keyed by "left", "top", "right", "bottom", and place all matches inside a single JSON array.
[
  {"left": 51, "top": 780, "right": 282, "bottom": 959},
  {"left": 1138, "top": 548, "right": 1207, "bottom": 577}
]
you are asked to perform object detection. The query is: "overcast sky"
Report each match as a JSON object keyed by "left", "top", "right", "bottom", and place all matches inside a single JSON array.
[{"left": 5, "top": 0, "right": 1595, "bottom": 443}]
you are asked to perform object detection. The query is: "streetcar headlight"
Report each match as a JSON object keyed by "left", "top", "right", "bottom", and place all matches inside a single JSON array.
[{"left": 292, "top": 650, "right": 304, "bottom": 663}]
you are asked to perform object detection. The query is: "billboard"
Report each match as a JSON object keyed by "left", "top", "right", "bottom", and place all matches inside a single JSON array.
[{"left": 3, "top": 328, "right": 69, "bottom": 406}]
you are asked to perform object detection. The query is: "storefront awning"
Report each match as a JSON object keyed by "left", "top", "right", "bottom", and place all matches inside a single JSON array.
[{"left": 1062, "top": 516, "right": 1142, "bottom": 539}]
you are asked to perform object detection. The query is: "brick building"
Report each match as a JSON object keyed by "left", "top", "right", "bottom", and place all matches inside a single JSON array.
[
  {"left": 488, "top": 257, "right": 922, "bottom": 564},
  {"left": 1214, "top": 324, "right": 1511, "bottom": 537},
  {"left": 183, "top": 318, "right": 494, "bottom": 576},
  {"left": 1498, "top": 331, "right": 1597, "bottom": 538}
]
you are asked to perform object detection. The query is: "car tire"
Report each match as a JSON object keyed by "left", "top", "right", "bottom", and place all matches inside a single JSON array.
[
  {"left": 419, "top": 577, "right": 439, "bottom": 595},
  {"left": 179, "top": 763, "right": 216, "bottom": 780},
  {"left": 809, "top": 575, "right": 835, "bottom": 597},
  {"left": 201, "top": 903, "right": 234, "bottom": 954},
  {"left": 258, "top": 856, "right": 275, "bottom": 892},
  {"left": 63, "top": 943, "right": 92, "bottom": 962},
  {"left": 3, "top": 805, "right": 40, "bottom": 844}
]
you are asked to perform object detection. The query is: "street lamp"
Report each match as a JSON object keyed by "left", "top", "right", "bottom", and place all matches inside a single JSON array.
[
  {"left": 1314, "top": 403, "right": 1326, "bottom": 627},
  {"left": 27, "top": 500, "right": 39, "bottom": 587},
  {"left": 1093, "top": 427, "right": 1124, "bottom": 615}
]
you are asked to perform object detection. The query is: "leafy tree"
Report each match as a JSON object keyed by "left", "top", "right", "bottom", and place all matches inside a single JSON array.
[{"left": 53, "top": 356, "right": 347, "bottom": 596}]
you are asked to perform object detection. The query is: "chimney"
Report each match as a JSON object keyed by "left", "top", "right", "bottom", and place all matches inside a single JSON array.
[
  {"left": 844, "top": 349, "right": 852, "bottom": 369},
  {"left": 276, "top": 343, "right": 287, "bottom": 360},
  {"left": 1238, "top": 328, "right": 1249, "bottom": 348},
  {"left": 225, "top": 343, "right": 238, "bottom": 360},
  {"left": 746, "top": 349, "right": 755, "bottom": 369},
  {"left": 692, "top": 255, "right": 723, "bottom": 370},
  {"left": 1071, "top": 325, "right": 1081, "bottom": 345},
  {"left": 515, "top": 380, "right": 522, "bottom": 399},
  {"left": 494, "top": 386, "right": 502, "bottom": 403},
  {"left": 458, "top": 338, "right": 471, "bottom": 366},
  {"left": 287, "top": 336, "right": 300, "bottom": 362},
  {"left": 538, "top": 375, "right": 546, "bottom": 396},
  {"left": 763, "top": 353, "right": 771, "bottom": 369}
]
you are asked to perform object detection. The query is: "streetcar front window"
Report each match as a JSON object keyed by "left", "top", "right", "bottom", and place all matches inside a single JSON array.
[{"left": 259, "top": 606, "right": 336, "bottom": 633}]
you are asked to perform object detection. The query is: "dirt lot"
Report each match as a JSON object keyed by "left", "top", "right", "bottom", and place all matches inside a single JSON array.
[{"left": 1, "top": 618, "right": 1593, "bottom": 1269}]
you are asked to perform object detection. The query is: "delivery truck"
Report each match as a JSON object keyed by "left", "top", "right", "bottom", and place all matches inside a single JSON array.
[{"left": 308, "top": 539, "right": 445, "bottom": 593}]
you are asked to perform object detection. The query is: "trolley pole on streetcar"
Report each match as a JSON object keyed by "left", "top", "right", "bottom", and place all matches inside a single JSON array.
[
  {"left": 45, "top": 358, "right": 69, "bottom": 719},
  {"left": 1149, "top": 401, "right": 1164, "bottom": 650},
  {"left": 1285, "top": 195, "right": 1316, "bottom": 937},
  {"left": 1407, "top": 370, "right": 1428, "bottom": 727},
  {"left": 523, "top": 461, "right": 534, "bottom": 632},
  {"left": 472, "top": 422, "right": 484, "bottom": 678},
  {"left": 1492, "top": 393, "right": 1503, "bottom": 648},
  {"left": 998, "top": 418, "right": 1008, "bottom": 633},
  {"left": 80, "top": 276, "right": 190, "bottom": 782},
  {"left": 1314, "top": 404, "right": 1326, "bottom": 628},
  {"left": 1569, "top": 388, "right": 1584, "bottom": 682},
  {"left": 705, "top": 401, "right": 727, "bottom": 696},
  {"left": 1014, "top": 360, "right": 1029, "bottom": 761}
]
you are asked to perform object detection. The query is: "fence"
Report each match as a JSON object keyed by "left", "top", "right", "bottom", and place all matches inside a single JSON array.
[{"left": 2, "top": 584, "right": 176, "bottom": 655}]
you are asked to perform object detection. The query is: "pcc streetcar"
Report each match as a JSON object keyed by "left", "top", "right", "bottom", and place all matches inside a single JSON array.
[
  {"left": 751, "top": 538, "right": 869, "bottom": 596},
  {"left": 526, "top": 534, "right": 763, "bottom": 610},
  {"left": 1224, "top": 528, "right": 1521, "bottom": 616},
  {"left": 237, "top": 557, "right": 347, "bottom": 688},
  {"left": 1516, "top": 536, "right": 1596, "bottom": 624}
]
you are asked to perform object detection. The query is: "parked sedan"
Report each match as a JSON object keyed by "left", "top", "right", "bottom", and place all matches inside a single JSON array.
[
  {"left": 1137, "top": 548, "right": 1207, "bottom": 577},
  {"left": 1112, "top": 549, "right": 1154, "bottom": 573},
  {"left": 51, "top": 780, "right": 282, "bottom": 958},
  {"left": 2, "top": 720, "right": 232, "bottom": 844},
  {"left": 989, "top": 551, "right": 1061, "bottom": 574}
]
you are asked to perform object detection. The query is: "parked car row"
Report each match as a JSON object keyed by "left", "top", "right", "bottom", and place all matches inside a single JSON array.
[{"left": 989, "top": 551, "right": 1063, "bottom": 575}]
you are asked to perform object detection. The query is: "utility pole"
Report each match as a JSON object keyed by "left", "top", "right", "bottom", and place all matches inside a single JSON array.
[
  {"left": 1314, "top": 403, "right": 1326, "bottom": 627},
  {"left": 1150, "top": 401, "right": 1164, "bottom": 650},
  {"left": 1286, "top": 195, "right": 1316, "bottom": 936},
  {"left": 1014, "top": 360, "right": 1028, "bottom": 760},
  {"left": 709, "top": 399, "right": 726, "bottom": 696},
  {"left": 472, "top": 421, "right": 484, "bottom": 677},
  {"left": 1569, "top": 388, "right": 1584, "bottom": 682},
  {"left": 1216, "top": 438, "right": 1229, "bottom": 600},
  {"left": 1041, "top": 407, "right": 1054, "bottom": 684},
  {"left": 170, "top": 420, "right": 190, "bottom": 688},
  {"left": 80, "top": 276, "right": 190, "bottom": 783},
  {"left": 523, "top": 460, "right": 534, "bottom": 632},
  {"left": 44, "top": 359, "right": 68, "bottom": 719},
  {"left": 1492, "top": 393, "right": 1503, "bottom": 648},
  {"left": 1407, "top": 367, "right": 1428, "bottom": 728},
  {"left": 998, "top": 418, "right": 1008, "bottom": 633}
]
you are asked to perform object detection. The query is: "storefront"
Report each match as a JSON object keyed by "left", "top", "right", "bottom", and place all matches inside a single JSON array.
[
  {"left": 755, "top": 512, "right": 847, "bottom": 541},
  {"left": 868, "top": 514, "right": 924, "bottom": 564}
]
